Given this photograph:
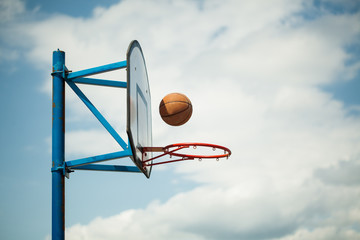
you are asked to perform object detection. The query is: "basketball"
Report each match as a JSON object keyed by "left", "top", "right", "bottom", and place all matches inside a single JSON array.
[{"left": 159, "top": 93, "right": 193, "bottom": 126}]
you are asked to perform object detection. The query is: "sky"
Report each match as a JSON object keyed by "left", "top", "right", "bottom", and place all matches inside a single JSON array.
[{"left": 0, "top": 0, "right": 360, "bottom": 239}]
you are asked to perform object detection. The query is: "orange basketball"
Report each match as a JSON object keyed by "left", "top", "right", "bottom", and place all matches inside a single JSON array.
[{"left": 159, "top": 93, "right": 193, "bottom": 126}]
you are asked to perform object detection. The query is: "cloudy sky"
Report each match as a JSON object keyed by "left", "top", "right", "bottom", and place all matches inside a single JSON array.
[{"left": 1, "top": 0, "right": 360, "bottom": 239}]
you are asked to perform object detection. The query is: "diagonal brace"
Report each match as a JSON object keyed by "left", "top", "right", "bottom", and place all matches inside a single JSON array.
[{"left": 65, "top": 79, "right": 128, "bottom": 150}]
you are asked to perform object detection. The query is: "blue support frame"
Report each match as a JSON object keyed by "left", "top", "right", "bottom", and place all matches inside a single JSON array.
[
  {"left": 67, "top": 60, "right": 127, "bottom": 79},
  {"left": 51, "top": 52, "right": 138, "bottom": 240},
  {"left": 66, "top": 150, "right": 132, "bottom": 168},
  {"left": 65, "top": 79, "right": 129, "bottom": 150},
  {"left": 71, "top": 164, "right": 140, "bottom": 172}
]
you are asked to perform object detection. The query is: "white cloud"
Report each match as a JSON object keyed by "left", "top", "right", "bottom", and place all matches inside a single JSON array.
[
  {"left": 0, "top": 0, "right": 25, "bottom": 22},
  {"left": 6, "top": 0, "right": 360, "bottom": 239},
  {"left": 64, "top": 181, "right": 360, "bottom": 240}
]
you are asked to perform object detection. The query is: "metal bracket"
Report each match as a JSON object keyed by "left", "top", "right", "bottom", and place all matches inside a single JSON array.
[
  {"left": 51, "top": 65, "right": 72, "bottom": 79},
  {"left": 51, "top": 164, "right": 74, "bottom": 179},
  {"left": 51, "top": 71, "right": 63, "bottom": 76}
]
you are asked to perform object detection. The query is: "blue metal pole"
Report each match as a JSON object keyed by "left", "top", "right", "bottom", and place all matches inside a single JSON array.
[{"left": 52, "top": 50, "right": 65, "bottom": 240}]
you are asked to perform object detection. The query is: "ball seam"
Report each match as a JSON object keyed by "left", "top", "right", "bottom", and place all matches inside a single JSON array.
[{"left": 160, "top": 104, "right": 192, "bottom": 118}]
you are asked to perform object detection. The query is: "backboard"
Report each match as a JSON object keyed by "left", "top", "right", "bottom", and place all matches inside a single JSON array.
[{"left": 126, "top": 40, "right": 152, "bottom": 178}]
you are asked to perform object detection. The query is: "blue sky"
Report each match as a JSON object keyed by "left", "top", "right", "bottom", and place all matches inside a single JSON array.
[{"left": 1, "top": 0, "right": 360, "bottom": 239}]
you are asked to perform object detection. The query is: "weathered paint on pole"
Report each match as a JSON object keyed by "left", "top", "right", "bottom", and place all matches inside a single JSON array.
[{"left": 52, "top": 50, "right": 65, "bottom": 240}]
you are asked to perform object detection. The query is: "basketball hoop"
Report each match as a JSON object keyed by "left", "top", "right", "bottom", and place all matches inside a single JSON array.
[{"left": 141, "top": 143, "right": 231, "bottom": 167}]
